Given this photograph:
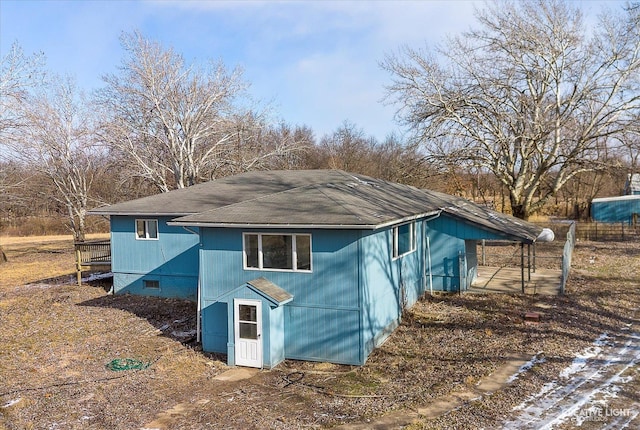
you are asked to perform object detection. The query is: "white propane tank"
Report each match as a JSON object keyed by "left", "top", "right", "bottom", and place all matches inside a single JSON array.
[{"left": 537, "top": 228, "right": 555, "bottom": 242}]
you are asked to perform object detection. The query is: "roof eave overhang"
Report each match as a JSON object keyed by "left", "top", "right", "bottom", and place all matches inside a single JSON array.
[
  {"left": 167, "top": 210, "right": 442, "bottom": 231},
  {"left": 442, "top": 211, "right": 539, "bottom": 244},
  {"left": 88, "top": 211, "right": 195, "bottom": 217},
  {"left": 167, "top": 221, "right": 380, "bottom": 230}
]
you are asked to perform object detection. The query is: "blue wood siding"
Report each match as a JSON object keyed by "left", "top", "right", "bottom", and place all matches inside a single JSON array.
[
  {"left": 198, "top": 213, "right": 516, "bottom": 366},
  {"left": 199, "top": 228, "right": 362, "bottom": 365},
  {"left": 592, "top": 197, "right": 640, "bottom": 224},
  {"left": 426, "top": 215, "right": 508, "bottom": 292},
  {"left": 360, "top": 223, "right": 425, "bottom": 360},
  {"left": 425, "top": 217, "right": 467, "bottom": 292},
  {"left": 284, "top": 306, "right": 361, "bottom": 364},
  {"left": 201, "top": 301, "right": 227, "bottom": 353},
  {"left": 110, "top": 216, "right": 199, "bottom": 299},
  {"left": 200, "top": 228, "right": 359, "bottom": 307},
  {"left": 269, "top": 306, "right": 286, "bottom": 368}
]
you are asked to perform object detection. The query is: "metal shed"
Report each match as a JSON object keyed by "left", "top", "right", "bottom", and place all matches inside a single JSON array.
[{"left": 591, "top": 195, "right": 640, "bottom": 225}]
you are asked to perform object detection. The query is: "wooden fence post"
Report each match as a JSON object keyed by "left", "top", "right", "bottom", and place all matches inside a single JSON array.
[{"left": 75, "top": 245, "right": 83, "bottom": 287}]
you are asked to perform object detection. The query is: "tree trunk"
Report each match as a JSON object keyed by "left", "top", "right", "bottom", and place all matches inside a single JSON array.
[
  {"left": 511, "top": 204, "right": 529, "bottom": 220},
  {"left": 510, "top": 193, "right": 530, "bottom": 220},
  {"left": 0, "top": 245, "right": 7, "bottom": 264}
]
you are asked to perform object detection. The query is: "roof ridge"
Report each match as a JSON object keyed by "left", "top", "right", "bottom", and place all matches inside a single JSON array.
[
  {"left": 174, "top": 170, "right": 373, "bottom": 218},
  {"left": 315, "top": 184, "right": 367, "bottom": 222}
]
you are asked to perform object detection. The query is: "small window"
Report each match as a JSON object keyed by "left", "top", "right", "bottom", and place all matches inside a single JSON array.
[
  {"left": 243, "top": 233, "right": 312, "bottom": 272},
  {"left": 393, "top": 222, "right": 416, "bottom": 259},
  {"left": 244, "top": 234, "right": 259, "bottom": 269},
  {"left": 143, "top": 280, "right": 160, "bottom": 289},
  {"left": 136, "top": 219, "right": 158, "bottom": 240}
]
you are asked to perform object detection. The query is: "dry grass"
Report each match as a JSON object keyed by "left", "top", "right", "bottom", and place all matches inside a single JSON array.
[
  {"left": 0, "top": 234, "right": 109, "bottom": 289},
  {"left": 0, "top": 236, "right": 638, "bottom": 429}
]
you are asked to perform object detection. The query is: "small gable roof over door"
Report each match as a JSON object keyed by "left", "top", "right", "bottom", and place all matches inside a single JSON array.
[{"left": 246, "top": 278, "right": 293, "bottom": 306}]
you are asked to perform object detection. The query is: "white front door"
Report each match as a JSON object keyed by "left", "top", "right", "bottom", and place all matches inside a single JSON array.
[{"left": 234, "top": 299, "right": 262, "bottom": 368}]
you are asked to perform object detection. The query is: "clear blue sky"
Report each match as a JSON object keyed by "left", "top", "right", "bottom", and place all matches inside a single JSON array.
[{"left": 0, "top": 0, "right": 618, "bottom": 141}]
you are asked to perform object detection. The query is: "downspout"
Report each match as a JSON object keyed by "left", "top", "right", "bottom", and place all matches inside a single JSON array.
[
  {"left": 427, "top": 236, "right": 433, "bottom": 296},
  {"left": 422, "top": 220, "right": 427, "bottom": 292},
  {"left": 197, "top": 277, "right": 201, "bottom": 343},
  {"left": 182, "top": 226, "right": 202, "bottom": 343}
]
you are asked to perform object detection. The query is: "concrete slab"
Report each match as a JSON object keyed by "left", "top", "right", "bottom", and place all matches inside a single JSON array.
[
  {"left": 469, "top": 266, "right": 562, "bottom": 295},
  {"left": 475, "top": 353, "right": 531, "bottom": 394},
  {"left": 213, "top": 367, "right": 260, "bottom": 382},
  {"left": 335, "top": 353, "right": 535, "bottom": 428}
]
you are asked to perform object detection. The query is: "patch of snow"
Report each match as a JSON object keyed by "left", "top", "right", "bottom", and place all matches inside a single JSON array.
[
  {"left": 83, "top": 272, "right": 113, "bottom": 282},
  {"left": 503, "top": 331, "right": 640, "bottom": 429},
  {"left": 2, "top": 398, "right": 21, "bottom": 408},
  {"left": 558, "top": 333, "right": 609, "bottom": 379},
  {"left": 613, "top": 409, "right": 640, "bottom": 429},
  {"left": 171, "top": 329, "right": 197, "bottom": 338}
]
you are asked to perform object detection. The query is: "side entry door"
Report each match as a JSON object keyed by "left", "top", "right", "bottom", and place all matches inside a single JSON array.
[{"left": 234, "top": 299, "right": 262, "bottom": 368}]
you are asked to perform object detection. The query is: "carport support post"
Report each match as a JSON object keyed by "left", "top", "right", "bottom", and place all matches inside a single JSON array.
[
  {"left": 527, "top": 244, "right": 531, "bottom": 281},
  {"left": 533, "top": 243, "right": 537, "bottom": 273},
  {"left": 520, "top": 243, "right": 525, "bottom": 293}
]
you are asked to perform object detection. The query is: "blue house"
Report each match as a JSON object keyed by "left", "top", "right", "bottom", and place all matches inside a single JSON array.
[
  {"left": 624, "top": 173, "right": 640, "bottom": 195},
  {"left": 90, "top": 170, "right": 548, "bottom": 368}
]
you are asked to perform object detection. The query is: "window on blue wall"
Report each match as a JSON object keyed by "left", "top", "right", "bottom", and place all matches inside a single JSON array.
[
  {"left": 243, "top": 233, "right": 312, "bottom": 272},
  {"left": 136, "top": 219, "right": 158, "bottom": 240},
  {"left": 393, "top": 222, "right": 415, "bottom": 258},
  {"left": 143, "top": 279, "right": 160, "bottom": 289}
]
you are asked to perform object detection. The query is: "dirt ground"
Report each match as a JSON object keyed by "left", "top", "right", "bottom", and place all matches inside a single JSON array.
[{"left": 0, "top": 236, "right": 638, "bottom": 429}]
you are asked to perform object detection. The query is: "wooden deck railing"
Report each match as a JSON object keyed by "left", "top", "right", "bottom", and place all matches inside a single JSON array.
[{"left": 75, "top": 239, "right": 111, "bottom": 286}]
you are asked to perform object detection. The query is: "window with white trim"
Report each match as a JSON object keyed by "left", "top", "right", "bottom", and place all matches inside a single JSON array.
[
  {"left": 243, "top": 233, "right": 312, "bottom": 272},
  {"left": 136, "top": 219, "right": 158, "bottom": 240},
  {"left": 393, "top": 222, "right": 416, "bottom": 258}
]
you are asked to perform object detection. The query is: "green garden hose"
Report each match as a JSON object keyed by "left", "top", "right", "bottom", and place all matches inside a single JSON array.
[{"left": 105, "top": 358, "right": 151, "bottom": 371}]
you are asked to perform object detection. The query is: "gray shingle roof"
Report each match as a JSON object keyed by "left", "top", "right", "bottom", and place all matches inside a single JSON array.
[
  {"left": 171, "top": 176, "right": 442, "bottom": 228},
  {"left": 90, "top": 169, "right": 544, "bottom": 242},
  {"left": 89, "top": 170, "right": 358, "bottom": 216},
  {"left": 247, "top": 278, "right": 293, "bottom": 305},
  {"left": 423, "top": 189, "right": 543, "bottom": 242}
]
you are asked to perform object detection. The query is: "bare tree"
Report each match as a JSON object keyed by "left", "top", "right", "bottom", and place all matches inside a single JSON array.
[
  {"left": 0, "top": 42, "right": 45, "bottom": 134},
  {"left": 309, "top": 122, "right": 437, "bottom": 188},
  {"left": 260, "top": 123, "right": 315, "bottom": 171},
  {"left": 98, "top": 31, "right": 291, "bottom": 192},
  {"left": 0, "top": 42, "right": 46, "bottom": 261},
  {"left": 319, "top": 121, "right": 378, "bottom": 173},
  {"left": 7, "top": 76, "right": 101, "bottom": 241},
  {"left": 384, "top": 0, "right": 640, "bottom": 219}
]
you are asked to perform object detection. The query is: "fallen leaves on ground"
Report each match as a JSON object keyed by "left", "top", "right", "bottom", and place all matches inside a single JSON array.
[{"left": 0, "top": 239, "right": 638, "bottom": 429}]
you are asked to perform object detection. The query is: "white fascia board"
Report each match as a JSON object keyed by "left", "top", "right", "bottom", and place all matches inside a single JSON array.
[
  {"left": 88, "top": 211, "right": 194, "bottom": 217},
  {"left": 592, "top": 195, "right": 640, "bottom": 203}
]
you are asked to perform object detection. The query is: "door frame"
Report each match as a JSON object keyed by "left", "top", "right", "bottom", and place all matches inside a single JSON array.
[{"left": 233, "top": 299, "right": 263, "bottom": 368}]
